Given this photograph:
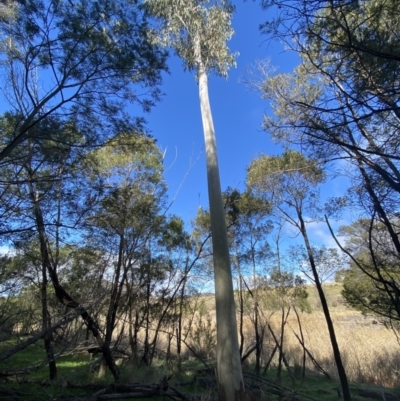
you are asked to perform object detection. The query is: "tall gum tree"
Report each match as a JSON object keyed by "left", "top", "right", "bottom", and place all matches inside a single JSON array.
[{"left": 143, "top": 1, "right": 244, "bottom": 399}]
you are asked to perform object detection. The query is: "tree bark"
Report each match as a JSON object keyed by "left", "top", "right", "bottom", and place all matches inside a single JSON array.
[
  {"left": 298, "top": 212, "right": 351, "bottom": 401},
  {"left": 277, "top": 306, "right": 290, "bottom": 381},
  {"left": 293, "top": 306, "right": 306, "bottom": 381},
  {"left": 250, "top": 243, "right": 262, "bottom": 375},
  {"left": 26, "top": 165, "right": 120, "bottom": 382},
  {"left": 41, "top": 264, "right": 57, "bottom": 380},
  {"left": 176, "top": 282, "right": 185, "bottom": 372},
  {"left": 100, "top": 232, "right": 127, "bottom": 378},
  {"left": 194, "top": 35, "right": 245, "bottom": 401},
  {"left": 267, "top": 322, "right": 295, "bottom": 384},
  {"left": 238, "top": 274, "right": 245, "bottom": 357}
]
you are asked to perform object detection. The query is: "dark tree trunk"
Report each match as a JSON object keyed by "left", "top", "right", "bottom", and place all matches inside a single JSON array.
[
  {"left": 141, "top": 280, "right": 151, "bottom": 365},
  {"left": 176, "top": 284, "right": 185, "bottom": 372},
  {"left": 238, "top": 275, "right": 245, "bottom": 357},
  {"left": 293, "top": 306, "right": 306, "bottom": 381},
  {"left": 298, "top": 212, "right": 351, "bottom": 401},
  {"left": 263, "top": 344, "right": 277, "bottom": 375},
  {"left": 254, "top": 306, "right": 262, "bottom": 376},
  {"left": 41, "top": 266, "right": 57, "bottom": 380},
  {"left": 277, "top": 307, "right": 291, "bottom": 382},
  {"left": 26, "top": 165, "right": 120, "bottom": 382},
  {"left": 267, "top": 322, "right": 295, "bottom": 384}
]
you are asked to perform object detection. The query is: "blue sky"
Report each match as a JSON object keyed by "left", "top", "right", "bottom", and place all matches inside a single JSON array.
[
  {"left": 145, "top": 1, "right": 300, "bottom": 224},
  {"left": 142, "top": 0, "right": 354, "bottom": 251}
]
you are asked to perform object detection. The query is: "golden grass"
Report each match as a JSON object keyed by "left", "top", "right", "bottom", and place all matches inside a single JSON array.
[
  {"left": 239, "top": 284, "right": 400, "bottom": 387},
  {"left": 106, "top": 283, "right": 400, "bottom": 387},
  {"left": 279, "top": 310, "right": 400, "bottom": 387}
]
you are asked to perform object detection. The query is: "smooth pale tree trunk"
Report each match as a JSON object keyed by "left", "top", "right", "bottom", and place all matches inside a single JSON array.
[{"left": 195, "top": 37, "right": 245, "bottom": 401}]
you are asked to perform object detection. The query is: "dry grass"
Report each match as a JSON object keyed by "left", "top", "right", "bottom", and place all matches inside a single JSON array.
[
  {"left": 111, "top": 283, "right": 400, "bottom": 388},
  {"left": 280, "top": 310, "right": 400, "bottom": 387},
  {"left": 241, "top": 284, "right": 400, "bottom": 387}
]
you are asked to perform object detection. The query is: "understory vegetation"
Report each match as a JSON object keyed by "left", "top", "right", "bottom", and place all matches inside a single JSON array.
[
  {"left": 2, "top": 284, "right": 400, "bottom": 400},
  {"left": 1, "top": 0, "right": 400, "bottom": 400}
]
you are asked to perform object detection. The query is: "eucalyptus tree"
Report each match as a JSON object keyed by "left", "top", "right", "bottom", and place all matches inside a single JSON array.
[
  {"left": 144, "top": 1, "right": 244, "bottom": 398},
  {"left": 260, "top": 0, "right": 400, "bottom": 134},
  {"left": 0, "top": 0, "right": 166, "bottom": 162},
  {"left": 84, "top": 132, "right": 167, "bottom": 374},
  {"left": 255, "top": 0, "right": 400, "bottom": 344},
  {"left": 0, "top": 113, "right": 125, "bottom": 381},
  {"left": 256, "top": 0, "right": 400, "bottom": 267},
  {"left": 0, "top": 0, "right": 166, "bottom": 378},
  {"left": 0, "top": 115, "right": 93, "bottom": 380},
  {"left": 86, "top": 135, "right": 195, "bottom": 370},
  {"left": 247, "top": 150, "right": 351, "bottom": 401},
  {"left": 335, "top": 219, "right": 400, "bottom": 321}
]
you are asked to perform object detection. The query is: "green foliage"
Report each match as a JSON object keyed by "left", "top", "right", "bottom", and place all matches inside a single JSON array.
[
  {"left": 159, "top": 216, "right": 192, "bottom": 251},
  {"left": 86, "top": 131, "right": 167, "bottom": 240},
  {"left": 194, "top": 188, "right": 270, "bottom": 233},
  {"left": 339, "top": 219, "right": 400, "bottom": 320},
  {"left": 193, "top": 188, "right": 272, "bottom": 280},
  {"left": 0, "top": 0, "right": 166, "bottom": 160},
  {"left": 246, "top": 150, "right": 325, "bottom": 227},
  {"left": 256, "top": 0, "right": 400, "bottom": 226},
  {"left": 260, "top": 0, "right": 400, "bottom": 121},
  {"left": 305, "top": 0, "right": 400, "bottom": 102},
  {"left": 247, "top": 150, "right": 325, "bottom": 197},
  {"left": 224, "top": 188, "right": 271, "bottom": 226},
  {"left": 341, "top": 259, "right": 400, "bottom": 320},
  {"left": 0, "top": 113, "right": 96, "bottom": 252},
  {"left": 90, "top": 133, "right": 164, "bottom": 183},
  {"left": 144, "top": 0, "right": 237, "bottom": 77},
  {"left": 260, "top": 269, "right": 311, "bottom": 313}
]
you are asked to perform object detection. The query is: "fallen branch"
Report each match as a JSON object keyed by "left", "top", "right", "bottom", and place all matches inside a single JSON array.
[
  {"left": 0, "top": 386, "right": 26, "bottom": 401},
  {"left": 243, "top": 372, "right": 318, "bottom": 401},
  {"left": 43, "top": 378, "right": 190, "bottom": 401}
]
